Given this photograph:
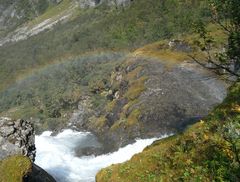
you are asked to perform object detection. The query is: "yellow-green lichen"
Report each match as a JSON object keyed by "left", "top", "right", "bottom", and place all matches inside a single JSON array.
[{"left": 0, "top": 155, "right": 32, "bottom": 182}]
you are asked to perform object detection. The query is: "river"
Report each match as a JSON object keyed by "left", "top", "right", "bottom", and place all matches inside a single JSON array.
[{"left": 35, "top": 129, "right": 168, "bottom": 182}]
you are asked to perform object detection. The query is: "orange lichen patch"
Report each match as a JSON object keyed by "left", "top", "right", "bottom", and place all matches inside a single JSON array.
[{"left": 232, "top": 104, "right": 240, "bottom": 113}]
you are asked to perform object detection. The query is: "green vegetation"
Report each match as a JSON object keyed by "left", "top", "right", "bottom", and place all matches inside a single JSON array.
[
  {"left": 0, "top": 0, "right": 53, "bottom": 37},
  {"left": 96, "top": 0, "right": 240, "bottom": 182},
  {"left": 126, "top": 108, "right": 141, "bottom": 126},
  {"left": 97, "top": 81, "right": 240, "bottom": 182},
  {"left": 97, "top": 1, "right": 240, "bottom": 180},
  {"left": 0, "top": 0, "right": 213, "bottom": 133},
  {"left": 0, "top": 0, "right": 239, "bottom": 181},
  {"left": 0, "top": 0, "right": 210, "bottom": 91},
  {"left": 0, "top": 155, "right": 32, "bottom": 182},
  {"left": 29, "top": 0, "right": 74, "bottom": 27},
  {"left": 191, "top": 0, "right": 240, "bottom": 77},
  {"left": 125, "top": 76, "right": 147, "bottom": 101},
  {"left": 102, "top": 58, "right": 148, "bottom": 130},
  {"left": 0, "top": 53, "right": 125, "bottom": 132}
]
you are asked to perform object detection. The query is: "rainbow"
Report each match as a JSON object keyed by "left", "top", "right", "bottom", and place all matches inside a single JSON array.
[{"left": 0, "top": 50, "right": 130, "bottom": 93}]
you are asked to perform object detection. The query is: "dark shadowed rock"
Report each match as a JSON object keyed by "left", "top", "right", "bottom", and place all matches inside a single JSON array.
[{"left": 24, "top": 163, "right": 56, "bottom": 182}]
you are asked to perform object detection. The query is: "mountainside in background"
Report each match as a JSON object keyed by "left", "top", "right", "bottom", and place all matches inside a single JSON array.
[
  {"left": 0, "top": 0, "right": 61, "bottom": 37},
  {"left": 0, "top": 0, "right": 210, "bottom": 126},
  {"left": 0, "top": 0, "right": 239, "bottom": 181}
]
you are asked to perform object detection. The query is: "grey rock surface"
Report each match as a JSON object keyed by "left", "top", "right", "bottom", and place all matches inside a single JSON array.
[
  {"left": 0, "top": 117, "right": 36, "bottom": 161},
  {"left": 76, "top": 0, "right": 132, "bottom": 8},
  {"left": 78, "top": 57, "right": 228, "bottom": 152}
]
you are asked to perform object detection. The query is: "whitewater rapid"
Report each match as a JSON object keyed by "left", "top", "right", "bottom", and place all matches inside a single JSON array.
[{"left": 35, "top": 129, "right": 168, "bottom": 182}]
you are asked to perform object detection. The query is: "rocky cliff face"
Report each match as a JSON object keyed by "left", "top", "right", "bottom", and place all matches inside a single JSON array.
[
  {"left": 75, "top": 54, "right": 228, "bottom": 153},
  {"left": 0, "top": 0, "right": 61, "bottom": 36},
  {"left": 0, "top": 0, "right": 131, "bottom": 33},
  {"left": 0, "top": 117, "right": 36, "bottom": 161},
  {"left": 76, "top": 0, "right": 131, "bottom": 8},
  {"left": 0, "top": 0, "right": 133, "bottom": 46}
]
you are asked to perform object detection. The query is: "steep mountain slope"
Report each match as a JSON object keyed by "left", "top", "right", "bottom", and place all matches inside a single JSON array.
[
  {"left": 0, "top": 0, "right": 133, "bottom": 46},
  {"left": 0, "top": 0, "right": 61, "bottom": 38},
  {"left": 0, "top": 0, "right": 77, "bottom": 46}
]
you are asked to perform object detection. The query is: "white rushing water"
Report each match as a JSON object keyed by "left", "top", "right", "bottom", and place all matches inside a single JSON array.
[{"left": 35, "top": 129, "right": 168, "bottom": 182}]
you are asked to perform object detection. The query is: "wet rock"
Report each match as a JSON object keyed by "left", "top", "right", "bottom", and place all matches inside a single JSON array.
[
  {"left": 75, "top": 146, "right": 104, "bottom": 157},
  {"left": 25, "top": 163, "right": 57, "bottom": 182}
]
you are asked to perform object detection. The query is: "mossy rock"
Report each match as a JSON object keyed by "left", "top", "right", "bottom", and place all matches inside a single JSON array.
[
  {"left": 96, "top": 81, "right": 240, "bottom": 182},
  {"left": 0, "top": 155, "right": 32, "bottom": 182}
]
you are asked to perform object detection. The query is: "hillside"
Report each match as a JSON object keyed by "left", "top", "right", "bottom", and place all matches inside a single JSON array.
[
  {"left": 0, "top": 0, "right": 61, "bottom": 38},
  {"left": 0, "top": 0, "right": 210, "bottom": 134},
  {"left": 96, "top": 81, "right": 240, "bottom": 181},
  {"left": 0, "top": 0, "right": 239, "bottom": 181}
]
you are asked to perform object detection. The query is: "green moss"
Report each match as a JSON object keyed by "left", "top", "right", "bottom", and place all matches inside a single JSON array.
[
  {"left": 95, "top": 116, "right": 107, "bottom": 128},
  {"left": 0, "top": 155, "right": 32, "bottom": 182},
  {"left": 126, "top": 66, "right": 143, "bottom": 81},
  {"left": 125, "top": 76, "right": 147, "bottom": 100},
  {"left": 121, "top": 100, "right": 137, "bottom": 117},
  {"left": 110, "top": 118, "right": 126, "bottom": 131},
  {"left": 96, "top": 81, "right": 240, "bottom": 182},
  {"left": 0, "top": 53, "right": 122, "bottom": 132},
  {"left": 126, "top": 109, "right": 141, "bottom": 126}
]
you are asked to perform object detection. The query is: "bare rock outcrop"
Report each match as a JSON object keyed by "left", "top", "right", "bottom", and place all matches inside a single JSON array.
[{"left": 0, "top": 117, "right": 36, "bottom": 162}]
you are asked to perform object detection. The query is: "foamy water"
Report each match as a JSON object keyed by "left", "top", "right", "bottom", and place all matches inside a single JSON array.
[{"left": 35, "top": 129, "right": 168, "bottom": 182}]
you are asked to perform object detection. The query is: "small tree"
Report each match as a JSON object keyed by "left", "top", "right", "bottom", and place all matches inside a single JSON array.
[{"left": 191, "top": 0, "right": 240, "bottom": 78}]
